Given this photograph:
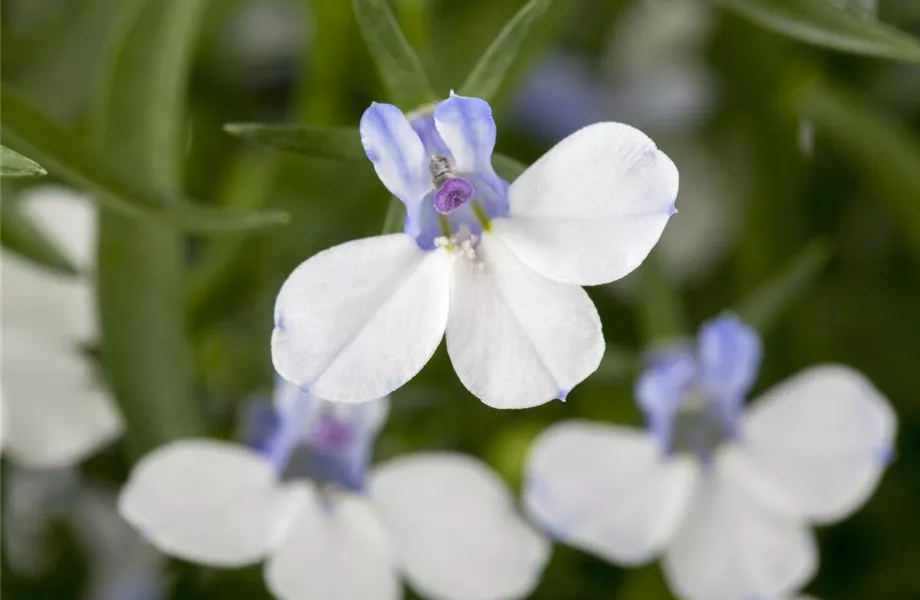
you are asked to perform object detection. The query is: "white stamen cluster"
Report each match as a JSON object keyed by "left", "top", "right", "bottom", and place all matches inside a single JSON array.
[{"left": 434, "top": 231, "right": 484, "bottom": 269}]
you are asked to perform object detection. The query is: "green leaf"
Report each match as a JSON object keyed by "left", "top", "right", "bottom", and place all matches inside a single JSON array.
[
  {"left": 709, "top": 0, "right": 920, "bottom": 64},
  {"left": 382, "top": 196, "right": 406, "bottom": 234},
  {"left": 800, "top": 81, "right": 920, "bottom": 259},
  {"left": 0, "top": 86, "right": 289, "bottom": 232},
  {"left": 459, "top": 0, "right": 554, "bottom": 101},
  {"left": 0, "top": 194, "right": 78, "bottom": 275},
  {"left": 592, "top": 343, "right": 640, "bottom": 386},
  {"left": 635, "top": 251, "right": 688, "bottom": 345},
  {"left": 492, "top": 153, "right": 528, "bottom": 182},
  {"left": 734, "top": 239, "right": 832, "bottom": 334},
  {"left": 224, "top": 123, "right": 366, "bottom": 161},
  {"left": 352, "top": 0, "right": 437, "bottom": 108},
  {"left": 94, "top": 0, "right": 210, "bottom": 455},
  {"left": 1, "top": 146, "right": 46, "bottom": 177}
]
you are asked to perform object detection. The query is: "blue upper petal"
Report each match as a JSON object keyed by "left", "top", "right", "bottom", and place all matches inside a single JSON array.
[
  {"left": 635, "top": 346, "right": 696, "bottom": 447},
  {"left": 433, "top": 94, "right": 509, "bottom": 218},
  {"left": 360, "top": 102, "right": 432, "bottom": 214},
  {"left": 696, "top": 315, "right": 762, "bottom": 413}
]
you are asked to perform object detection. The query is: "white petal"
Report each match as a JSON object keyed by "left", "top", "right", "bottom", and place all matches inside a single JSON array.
[
  {"left": 266, "top": 491, "right": 401, "bottom": 600},
  {"left": 370, "top": 453, "right": 549, "bottom": 600},
  {"left": 741, "top": 365, "right": 896, "bottom": 523},
  {"left": 495, "top": 122, "right": 678, "bottom": 286},
  {"left": 360, "top": 102, "right": 432, "bottom": 211},
  {"left": 19, "top": 185, "right": 98, "bottom": 271},
  {"left": 272, "top": 234, "right": 450, "bottom": 403},
  {"left": 2, "top": 335, "right": 123, "bottom": 468},
  {"left": 663, "top": 448, "right": 817, "bottom": 600},
  {"left": 2, "top": 250, "right": 96, "bottom": 341},
  {"left": 446, "top": 234, "right": 603, "bottom": 409},
  {"left": 524, "top": 421, "right": 696, "bottom": 565},
  {"left": 118, "top": 440, "right": 309, "bottom": 567}
]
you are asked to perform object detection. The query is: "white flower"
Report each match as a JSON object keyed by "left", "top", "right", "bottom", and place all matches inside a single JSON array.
[
  {"left": 119, "top": 380, "right": 548, "bottom": 600},
  {"left": 1, "top": 185, "right": 123, "bottom": 468},
  {"left": 523, "top": 316, "right": 895, "bottom": 600},
  {"left": 271, "top": 93, "right": 678, "bottom": 409}
]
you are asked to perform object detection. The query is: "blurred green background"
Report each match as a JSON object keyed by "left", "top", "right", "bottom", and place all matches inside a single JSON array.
[{"left": 2, "top": 0, "right": 920, "bottom": 598}]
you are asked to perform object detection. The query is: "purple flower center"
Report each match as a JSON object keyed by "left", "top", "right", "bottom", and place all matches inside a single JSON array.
[
  {"left": 434, "top": 178, "right": 475, "bottom": 215},
  {"left": 312, "top": 417, "right": 355, "bottom": 451}
]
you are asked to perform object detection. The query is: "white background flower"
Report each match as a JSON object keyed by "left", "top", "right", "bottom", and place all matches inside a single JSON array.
[
  {"left": 119, "top": 441, "right": 548, "bottom": 600},
  {"left": 1, "top": 185, "right": 123, "bottom": 468},
  {"left": 524, "top": 318, "right": 896, "bottom": 600}
]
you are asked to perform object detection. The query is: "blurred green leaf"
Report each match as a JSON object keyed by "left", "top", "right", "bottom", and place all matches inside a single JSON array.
[
  {"left": 709, "top": 0, "right": 920, "bottom": 63},
  {"left": 0, "top": 86, "right": 289, "bottom": 232},
  {"left": 801, "top": 81, "right": 920, "bottom": 259},
  {"left": 635, "top": 251, "right": 688, "bottom": 345},
  {"left": 224, "top": 123, "right": 366, "bottom": 161},
  {"left": 492, "top": 153, "right": 528, "bottom": 182},
  {"left": 382, "top": 197, "right": 406, "bottom": 234},
  {"left": 95, "top": 0, "right": 210, "bottom": 455},
  {"left": 459, "top": 0, "right": 554, "bottom": 101},
  {"left": 593, "top": 343, "right": 640, "bottom": 386},
  {"left": 0, "top": 195, "right": 77, "bottom": 275},
  {"left": 352, "top": 0, "right": 437, "bottom": 108},
  {"left": 734, "top": 239, "right": 832, "bottom": 334},
  {"left": 1, "top": 145, "right": 46, "bottom": 177}
]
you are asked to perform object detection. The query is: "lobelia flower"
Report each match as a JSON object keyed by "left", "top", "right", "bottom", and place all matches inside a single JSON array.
[
  {"left": 271, "top": 93, "right": 679, "bottom": 409},
  {"left": 523, "top": 315, "right": 896, "bottom": 600},
  {"left": 0, "top": 185, "right": 123, "bottom": 468},
  {"left": 119, "top": 377, "right": 549, "bottom": 600}
]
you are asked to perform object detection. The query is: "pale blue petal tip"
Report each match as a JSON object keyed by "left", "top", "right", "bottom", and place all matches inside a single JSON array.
[
  {"left": 876, "top": 443, "right": 896, "bottom": 465},
  {"left": 668, "top": 203, "right": 679, "bottom": 216},
  {"left": 556, "top": 389, "right": 570, "bottom": 402}
]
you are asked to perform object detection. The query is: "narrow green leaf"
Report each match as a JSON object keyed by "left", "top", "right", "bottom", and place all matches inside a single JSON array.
[
  {"left": 352, "top": 0, "right": 437, "bottom": 107},
  {"left": 492, "top": 153, "right": 528, "bottom": 182},
  {"left": 459, "top": 0, "right": 553, "bottom": 101},
  {"left": 224, "top": 123, "right": 366, "bottom": 161},
  {"left": 635, "top": 252, "right": 688, "bottom": 345},
  {"left": 382, "top": 196, "right": 406, "bottom": 234},
  {"left": 0, "top": 195, "right": 78, "bottom": 275},
  {"left": 94, "top": 0, "right": 210, "bottom": 455},
  {"left": 1, "top": 146, "right": 46, "bottom": 177},
  {"left": 709, "top": 0, "right": 920, "bottom": 64},
  {"left": 800, "top": 81, "right": 920, "bottom": 259},
  {"left": 0, "top": 86, "right": 288, "bottom": 232},
  {"left": 734, "top": 240, "right": 832, "bottom": 334}
]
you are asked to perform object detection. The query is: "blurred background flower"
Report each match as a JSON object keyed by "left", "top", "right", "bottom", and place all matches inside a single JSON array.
[{"left": 118, "top": 381, "right": 548, "bottom": 600}]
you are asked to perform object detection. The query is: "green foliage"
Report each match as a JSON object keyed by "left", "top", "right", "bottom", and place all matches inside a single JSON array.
[
  {"left": 709, "top": 0, "right": 920, "bottom": 63},
  {"left": 734, "top": 239, "right": 833, "bottom": 334},
  {"left": 0, "top": 86, "right": 289, "bottom": 232},
  {"left": 94, "top": 0, "right": 210, "bottom": 455},
  {"left": 635, "top": 251, "right": 689, "bottom": 345},
  {"left": 0, "top": 194, "right": 77, "bottom": 275},
  {"left": 492, "top": 152, "right": 528, "bottom": 182},
  {"left": 801, "top": 81, "right": 920, "bottom": 259},
  {"left": 224, "top": 123, "right": 368, "bottom": 161},
  {"left": 351, "top": 0, "right": 437, "bottom": 108},
  {"left": 0, "top": 145, "right": 46, "bottom": 177},
  {"left": 459, "top": 0, "right": 554, "bottom": 101}
]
